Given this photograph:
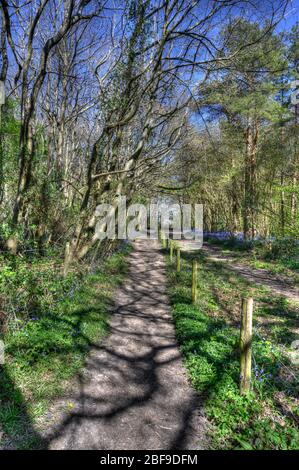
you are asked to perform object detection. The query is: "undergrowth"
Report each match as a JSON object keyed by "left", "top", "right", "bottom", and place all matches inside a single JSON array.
[
  {"left": 165, "top": 247, "right": 299, "bottom": 450},
  {"left": 206, "top": 237, "right": 299, "bottom": 278},
  {"left": 0, "top": 244, "right": 131, "bottom": 449}
]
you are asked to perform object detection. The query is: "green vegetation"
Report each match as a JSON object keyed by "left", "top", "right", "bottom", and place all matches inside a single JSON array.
[
  {"left": 165, "top": 248, "right": 299, "bottom": 450},
  {"left": 1, "top": 0, "right": 298, "bottom": 451},
  {"left": 170, "top": 21, "right": 299, "bottom": 242},
  {"left": 0, "top": 244, "right": 131, "bottom": 449},
  {"left": 206, "top": 237, "right": 299, "bottom": 282}
]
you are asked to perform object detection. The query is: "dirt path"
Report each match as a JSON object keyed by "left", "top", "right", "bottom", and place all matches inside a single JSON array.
[
  {"left": 202, "top": 244, "right": 299, "bottom": 303},
  {"left": 43, "top": 239, "right": 207, "bottom": 450}
]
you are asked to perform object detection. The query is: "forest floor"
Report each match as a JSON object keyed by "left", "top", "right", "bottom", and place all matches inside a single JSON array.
[
  {"left": 202, "top": 244, "right": 299, "bottom": 303},
  {"left": 39, "top": 239, "right": 208, "bottom": 450},
  {"left": 1, "top": 239, "right": 298, "bottom": 450},
  {"left": 0, "top": 245, "right": 131, "bottom": 449},
  {"left": 165, "top": 242, "right": 298, "bottom": 449}
]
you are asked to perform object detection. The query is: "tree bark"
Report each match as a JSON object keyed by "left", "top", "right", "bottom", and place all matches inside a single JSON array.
[{"left": 244, "top": 118, "right": 259, "bottom": 240}]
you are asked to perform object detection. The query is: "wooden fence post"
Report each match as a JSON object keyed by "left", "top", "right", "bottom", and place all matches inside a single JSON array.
[
  {"left": 169, "top": 240, "right": 174, "bottom": 262},
  {"left": 240, "top": 297, "right": 253, "bottom": 395},
  {"left": 192, "top": 259, "right": 198, "bottom": 304},
  {"left": 176, "top": 247, "right": 181, "bottom": 272}
]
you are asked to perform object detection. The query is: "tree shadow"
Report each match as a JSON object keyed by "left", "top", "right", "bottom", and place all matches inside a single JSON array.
[
  {"left": 0, "top": 365, "right": 46, "bottom": 449},
  {"left": 183, "top": 250, "right": 299, "bottom": 337},
  {"left": 40, "top": 242, "right": 205, "bottom": 449},
  {"left": 0, "top": 241, "right": 206, "bottom": 450},
  {"left": 166, "top": 248, "right": 299, "bottom": 413}
]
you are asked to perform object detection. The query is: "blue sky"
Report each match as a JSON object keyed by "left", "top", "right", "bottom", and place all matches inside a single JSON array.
[{"left": 278, "top": 0, "right": 299, "bottom": 32}]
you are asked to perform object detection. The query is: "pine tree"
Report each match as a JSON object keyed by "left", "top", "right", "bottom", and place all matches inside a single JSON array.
[{"left": 198, "top": 19, "right": 286, "bottom": 239}]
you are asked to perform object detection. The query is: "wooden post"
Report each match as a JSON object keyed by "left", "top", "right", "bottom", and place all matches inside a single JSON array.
[
  {"left": 176, "top": 247, "right": 181, "bottom": 272},
  {"left": 192, "top": 259, "right": 198, "bottom": 304},
  {"left": 240, "top": 297, "right": 253, "bottom": 395},
  {"left": 162, "top": 233, "right": 167, "bottom": 248},
  {"left": 169, "top": 240, "right": 174, "bottom": 262}
]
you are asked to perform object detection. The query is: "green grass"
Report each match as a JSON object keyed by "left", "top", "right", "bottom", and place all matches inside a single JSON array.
[
  {"left": 165, "top": 247, "right": 299, "bottom": 450},
  {"left": 206, "top": 238, "right": 299, "bottom": 282},
  {"left": 0, "top": 244, "right": 131, "bottom": 449}
]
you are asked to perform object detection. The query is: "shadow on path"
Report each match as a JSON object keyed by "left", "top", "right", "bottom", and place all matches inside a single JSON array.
[{"left": 41, "top": 240, "right": 206, "bottom": 450}]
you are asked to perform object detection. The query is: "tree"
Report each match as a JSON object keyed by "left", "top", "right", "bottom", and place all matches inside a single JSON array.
[{"left": 196, "top": 19, "right": 286, "bottom": 239}]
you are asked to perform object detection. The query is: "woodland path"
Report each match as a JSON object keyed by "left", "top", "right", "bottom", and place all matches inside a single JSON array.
[
  {"left": 202, "top": 244, "right": 299, "bottom": 303},
  {"left": 43, "top": 239, "right": 207, "bottom": 450}
]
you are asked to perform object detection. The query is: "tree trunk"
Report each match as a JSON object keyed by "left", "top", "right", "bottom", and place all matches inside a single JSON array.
[
  {"left": 280, "top": 172, "right": 285, "bottom": 237},
  {"left": 243, "top": 118, "right": 259, "bottom": 240},
  {"left": 12, "top": 120, "right": 34, "bottom": 225}
]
